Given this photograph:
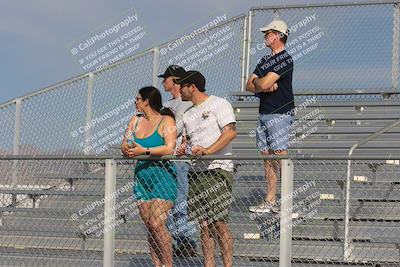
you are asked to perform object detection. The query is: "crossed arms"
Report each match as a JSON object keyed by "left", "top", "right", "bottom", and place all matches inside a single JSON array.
[{"left": 246, "top": 72, "right": 280, "bottom": 93}]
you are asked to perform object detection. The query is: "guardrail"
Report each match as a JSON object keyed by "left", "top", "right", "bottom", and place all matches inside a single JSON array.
[
  {"left": 1, "top": 154, "right": 399, "bottom": 266},
  {"left": 1, "top": 1, "right": 400, "bottom": 157}
]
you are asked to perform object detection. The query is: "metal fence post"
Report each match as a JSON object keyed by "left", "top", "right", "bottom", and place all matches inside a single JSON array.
[
  {"left": 152, "top": 47, "right": 160, "bottom": 88},
  {"left": 13, "top": 98, "right": 22, "bottom": 156},
  {"left": 84, "top": 73, "right": 94, "bottom": 155},
  {"left": 242, "top": 10, "right": 253, "bottom": 92},
  {"left": 273, "top": 9, "right": 280, "bottom": 19},
  {"left": 11, "top": 98, "right": 22, "bottom": 189},
  {"left": 280, "top": 159, "right": 294, "bottom": 267},
  {"left": 104, "top": 159, "right": 116, "bottom": 267},
  {"left": 344, "top": 157, "right": 353, "bottom": 261},
  {"left": 392, "top": 3, "right": 399, "bottom": 90},
  {"left": 240, "top": 14, "right": 249, "bottom": 92}
]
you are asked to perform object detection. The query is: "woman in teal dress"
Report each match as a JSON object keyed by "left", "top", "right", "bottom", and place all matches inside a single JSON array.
[{"left": 121, "top": 86, "right": 177, "bottom": 267}]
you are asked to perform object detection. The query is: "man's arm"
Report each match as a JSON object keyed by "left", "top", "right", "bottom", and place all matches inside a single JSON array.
[
  {"left": 247, "top": 73, "right": 279, "bottom": 93},
  {"left": 252, "top": 72, "right": 280, "bottom": 93},
  {"left": 246, "top": 74, "right": 258, "bottom": 93},
  {"left": 192, "top": 123, "right": 237, "bottom": 155},
  {"left": 206, "top": 123, "right": 237, "bottom": 154}
]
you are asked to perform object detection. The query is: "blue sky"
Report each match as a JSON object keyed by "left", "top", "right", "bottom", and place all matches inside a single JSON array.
[
  {"left": 0, "top": 0, "right": 397, "bottom": 154},
  {"left": 0, "top": 0, "right": 366, "bottom": 104}
]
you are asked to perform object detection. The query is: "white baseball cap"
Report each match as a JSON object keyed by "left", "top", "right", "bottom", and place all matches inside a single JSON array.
[{"left": 260, "top": 20, "right": 289, "bottom": 36}]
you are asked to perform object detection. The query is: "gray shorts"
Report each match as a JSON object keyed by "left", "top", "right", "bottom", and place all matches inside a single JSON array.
[{"left": 256, "top": 113, "right": 294, "bottom": 152}]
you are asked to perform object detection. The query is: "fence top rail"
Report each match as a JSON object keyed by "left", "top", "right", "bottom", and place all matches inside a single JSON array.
[
  {"left": 232, "top": 89, "right": 400, "bottom": 97},
  {"left": 0, "top": 154, "right": 398, "bottom": 161},
  {"left": 251, "top": 0, "right": 400, "bottom": 11},
  {"left": 0, "top": 72, "right": 89, "bottom": 110},
  {"left": 0, "top": 48, "right": 156, "bottom": 108},
  {"left": 157, "top": 14, "right": 246, "bottom": 49},
  {"left": 0, "top": 14, "right": 247, "bottom": 108},
  {"left": 0, "top": 1, "right": 398, "bottom": 108}
]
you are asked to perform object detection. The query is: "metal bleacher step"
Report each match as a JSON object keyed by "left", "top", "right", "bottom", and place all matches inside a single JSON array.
[
  {"left": 233, "top": 148, "right": 400, "bottom": 157},
  {"left": 236, "top": 172, "right": 400, "bottom": 183},
  {"left": 1, "top": 210, "right": 399, "bottom": 256},
  {"left": 235, "top": 133, "right": 400, "bottom": 142},
  {"left": 235, "top": 113, "right": 399, "bottom": 121},
  {"left": 0, "top": 189, "right": 104, "bottom": 197},
  {"left": 0, "top": 234, "right": 148, "bottom": 254},
  {"left": 1, "top": 198, "right": 399, "bottom": 263},
  {"left": 235, "top": 218, "right": 400, "bottom": 244},
  {"left": 231, "top": 99, "right": 400, "bottom": 108},
  {"left": 233, "top": 140, "right": 400, "bottom": 149},
  {"left": 0, "top": 248, "right": 132, "bottom": 267},
  {"left": 232, "top": 200, "right": 400, "bottom": 221},
  {"left": 235, "top": 108, "right": 400, "bottom": 120},
  {"left": 236, "top": 126, "right": 400, "bottom": 135},
  {"left": 3, "top": 197, "right": 399, "bottom": 221},
  {"left": 232, "top": 181, "right": 400, "bottom": 202},
  {"left": 236, "top": 118, "right": 400, "bottom": 127},
  {"left": 233, "top": 102, "right": 400, "bottom": 111},
  {"left": 234, "top": 239, "right": 399, "bottom": 263}
]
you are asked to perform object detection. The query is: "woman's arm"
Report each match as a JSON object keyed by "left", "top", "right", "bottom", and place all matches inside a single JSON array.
[
  {"left": 126, "top": 116, "right": 177, "bottom": 157},
  {"left": 176, "top": 134, "right": 188, "bottom": 156},
  {"left": 121, "top": 116, "right": 138, "bottom": 156}
]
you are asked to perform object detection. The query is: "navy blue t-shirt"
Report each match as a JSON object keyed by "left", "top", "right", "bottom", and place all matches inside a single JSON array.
[{"left": 253, "top": 50, "right": 294, "bottom": 114}]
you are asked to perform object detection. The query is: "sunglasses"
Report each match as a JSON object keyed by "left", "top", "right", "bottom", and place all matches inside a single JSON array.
[{"left": 180, "top": 83, "right": 192, "bottom": 88}]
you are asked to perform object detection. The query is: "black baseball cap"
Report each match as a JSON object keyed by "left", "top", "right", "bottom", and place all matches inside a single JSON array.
[
  {"left": 158, "top": 65, "right": 186, "bottom": 79},
  {"left": 176, "top": 70, "right": 206, "bottom": 92}
]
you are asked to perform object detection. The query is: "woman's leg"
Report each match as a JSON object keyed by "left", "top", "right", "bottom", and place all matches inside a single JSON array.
[
  {"left": 149, "top": 199, "right": 174, "bottom": 267},
  {"left": 138, "top": 201, "right": 162, "bottom": 266}
]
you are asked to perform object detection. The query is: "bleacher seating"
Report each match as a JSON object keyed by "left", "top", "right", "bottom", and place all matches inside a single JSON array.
[{"left": 0, "top": 89, "right": 399, "bottom": 266}]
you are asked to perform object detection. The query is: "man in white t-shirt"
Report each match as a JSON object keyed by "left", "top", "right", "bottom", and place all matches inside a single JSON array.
[
  {"left": 158, "top": 65, "right": 197, "bottom": 257},
  {"left": 176, "top": 70, "right": 236, "bottom": 267}
]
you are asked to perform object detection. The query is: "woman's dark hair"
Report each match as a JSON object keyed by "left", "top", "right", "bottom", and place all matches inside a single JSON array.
[
  {"left": 138, "top": 86, "right": 175, "bottom": 119},
  {"left": 160, "top": 107, "right": 175, "bottom": 119}
]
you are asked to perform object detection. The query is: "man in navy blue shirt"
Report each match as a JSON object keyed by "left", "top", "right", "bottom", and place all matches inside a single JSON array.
[{"left": 246, "top": 19, "right": 294, "bottom": 213}]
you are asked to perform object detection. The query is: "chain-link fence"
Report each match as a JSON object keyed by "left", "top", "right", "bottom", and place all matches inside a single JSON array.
[
  {"left": 0, "top": 2, "right": 400, "bottom": 265},
  {"left": 249, "top": 2, "right": 400, "bottom": 92},
  {"left": 0, "top": 156, "right": 399, "bottom": 266},
  {"left": 156, "top": 15, "right": 246, "bottom": 100},
  {"left": 0, "top": 2, "right": 399, "bottom": 157}
]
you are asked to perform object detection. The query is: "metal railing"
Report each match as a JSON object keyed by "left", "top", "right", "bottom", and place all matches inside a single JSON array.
[
  {"left": 344, "top": 118, "right": 400, "bottom": 261},
  {"left": 0, "top": 1, "right": 399, "bottom": 157},
  {"left": 1, "top": 154, "right": 399, "bottom": 266}
]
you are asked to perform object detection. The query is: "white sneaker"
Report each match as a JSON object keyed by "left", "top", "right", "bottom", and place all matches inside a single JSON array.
[{"left": 249, "top": 202, "right": 279, "bottom": 213}]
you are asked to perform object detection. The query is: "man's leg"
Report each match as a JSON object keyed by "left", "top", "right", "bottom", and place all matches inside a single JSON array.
[
  {"left": 200, "top": 220, "right": 216, "bottom": 267},
  {"left": 214, "top": 221, "right": 233, "bottom": 267},
  {"left": 264, "top": 150, "right": 287, "bottom": 204},
  {"left": 173, "top": 162, "right": 197, "bottom": 254},
  {"left": 251, "top": 114, "right": 293, "bottom": 213},
  {"left": 250, "top": 114, "right": 273, "bottom": 212},
  {"left": 264, "top": 114, "right": 293, "bottom": 207}
]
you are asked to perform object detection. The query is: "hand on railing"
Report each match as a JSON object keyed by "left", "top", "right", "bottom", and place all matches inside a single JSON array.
[
  {"left": 176, "top": 135, "right": 188, "bottom": 156},
  {"left": 191, "top": 146, "right": 209, "bottom": 156},
  {"left": 121, "top": 142, "right": 139, "bottom": 157},
  {"left": 125, "top": 142, "right": 146, "bottom": 157}
]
